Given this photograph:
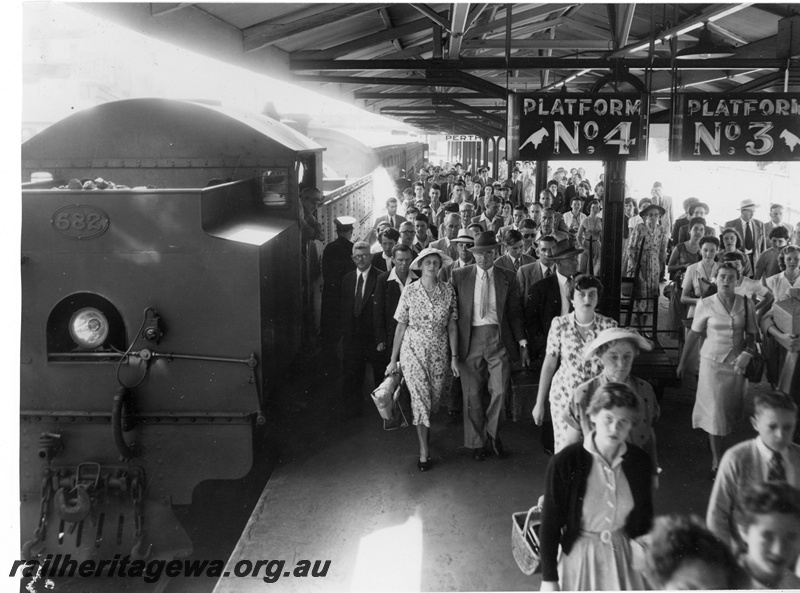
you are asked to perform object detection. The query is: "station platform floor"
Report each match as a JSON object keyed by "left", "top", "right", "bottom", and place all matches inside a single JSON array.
[{"left": 207, "top": 324, "right": 776, "bottom": 592}]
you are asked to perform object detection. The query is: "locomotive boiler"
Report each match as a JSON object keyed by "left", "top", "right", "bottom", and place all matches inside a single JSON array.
[{"left": 20, "top": 98, "right": 323, "bottom": 569}]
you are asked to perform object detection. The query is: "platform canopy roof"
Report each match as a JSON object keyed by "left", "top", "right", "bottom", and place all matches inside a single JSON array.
[{"left": 77, "top": 3, "right": 800, "bottom": 136}]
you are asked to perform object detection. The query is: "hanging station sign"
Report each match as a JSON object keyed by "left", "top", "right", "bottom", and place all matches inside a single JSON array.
[
  {"left": 671, "top": 93, "right": 800, "bottom": 161},
  {"left": 515, "top": 93, "right": 648, "bottom": 160},
  {"left": 445, "top": 135, "right": 482, "bottom": 142}
]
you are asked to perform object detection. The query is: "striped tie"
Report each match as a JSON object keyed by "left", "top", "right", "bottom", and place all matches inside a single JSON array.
[
  {"left": 768, "top": 451, "right": 786, "bottom": 482},
  {"left": 480, "top": 271, "right": 490, "bottom": 319}
]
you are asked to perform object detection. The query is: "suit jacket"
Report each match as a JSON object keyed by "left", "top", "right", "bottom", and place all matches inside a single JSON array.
[
  {"left": 765, "top": 220, "right": 794, "bottom": 238},
  {"left": 321, "top": 237, "right": 356, "bottom": 335},
  {"left": 371, "top": 252, "right": 391, "bottom": 273},
  {"left": 438, "top": 259, "right": 473, "bottom": 283},
  {"left": 373, "top": 270, "right": 417, "bottom": 347},
  {"left": 341, "top": 267, "right": 380, "bottom": 340},
  {"left": 516, "top": 261, "right": 553, "bottom": 306},
  {"left": 494, "top": 253, "right": 536, "bottom": 274},
  {"left": 724, "top": 217, "right": 766, "bottom": 262},
  {"left": 373, "top": 213, "right": 406, "bottom": 230},
  {"left": 525, "top": 274, "right": 571, "bottom": 357},
  {"left": 429, "top": 237, "right": 459, "bottom": 261},
  {"left": 471, "top": 213, "right": 504, "bottom": 234},
  {"left": 450, "top": 265, "right": 525, "bottom": 362}
]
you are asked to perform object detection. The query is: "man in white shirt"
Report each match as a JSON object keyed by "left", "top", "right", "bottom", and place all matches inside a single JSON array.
[
  {"left": 374, "top": 244, "right": 417, "bottom": 357},
  {"left": 765, "top": 203, "right": 794, "bottom": 238},
  {"left": 450, "top": 232, "right": 529, "bottom": 461}
]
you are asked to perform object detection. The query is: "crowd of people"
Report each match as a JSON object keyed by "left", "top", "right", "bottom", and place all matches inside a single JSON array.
[{"left": 317, "top": 159, "right": 800, "bottom": 590}]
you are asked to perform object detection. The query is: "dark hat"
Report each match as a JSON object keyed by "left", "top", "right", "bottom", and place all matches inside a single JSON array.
[
  {"left": 502, "top": 180, "right": 515, "bottom": 189},
  {"left": 468, "top": 231, "right": 500, "bottom": 253},
  {"left": 334, "top": 215, "right": 357, "bottom": 230},
  {"left": 640, "top": 204, "right": 666, "bottom": 218},
  {"left": 652, "top": 181, "right": 663, "bottom": 188},
  {"left": 478, "top": 164, "right": 489, "bottom": 172},
  {"left": 511, "top": 166, "right": 521, "bottom": 173},
  {"left": 455, "top": 162, "right": 463, "bottom": 167},
  {"left": 550, "top": 238, "right": 584, "bottom": 260}
]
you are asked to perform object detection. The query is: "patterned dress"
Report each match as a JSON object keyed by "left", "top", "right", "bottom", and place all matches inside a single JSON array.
[
  {"left": 394, "top": 282, "right": 458, "bottom": 427},
  {"left": 546, "top": 313, "right": 618, "bottom": 452},
  {"left": 626, "top": 223, "right": 668, "bottom": 312}
]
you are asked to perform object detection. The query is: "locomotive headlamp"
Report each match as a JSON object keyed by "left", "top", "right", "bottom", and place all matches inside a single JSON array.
[{"left": 69, "top": 308, "right": 109, "bottom": 348}]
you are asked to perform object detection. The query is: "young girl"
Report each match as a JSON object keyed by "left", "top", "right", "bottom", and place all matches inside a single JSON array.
[
  {"left": 737, "top": 481, "right": 800, "bottom": 589},
  {"left": 539, "top": 382, "right": 653, "bottom": 591}
]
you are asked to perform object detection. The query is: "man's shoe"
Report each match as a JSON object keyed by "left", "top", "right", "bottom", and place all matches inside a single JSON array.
[
  {"left": 472, "top": 448, "right": 486, "bottom": 462},
  {"left": 490, "top": 436, "right": 507, "bottom": 459}
]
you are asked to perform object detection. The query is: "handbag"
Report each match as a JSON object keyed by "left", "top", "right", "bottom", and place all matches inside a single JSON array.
[
  {"left": 511, "top": 506, "right": 542, "bottom": 575},
  {"left": 371, "top": 373, "right": 401, "bottom": 421},
  {"left": 743, "top": 296, "right": 766, "bottom": 383},
  {"left": 382, "top": 376, "right": 409, "bottom": 431}
]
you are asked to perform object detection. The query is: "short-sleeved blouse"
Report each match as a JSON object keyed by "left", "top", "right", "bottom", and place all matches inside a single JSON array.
[
  {"left": 766, "top": 271, "right": 800, "bottom": 302},
  {"left": 691, "top": 294, "right": 756, "bottom": 363}
]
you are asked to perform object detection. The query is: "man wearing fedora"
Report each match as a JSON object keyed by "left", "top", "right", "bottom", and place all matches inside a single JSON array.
[
  {"left": 524, "top": 238, "right": 584, "bottom": 456},
  {"left": 725, "top": 199, "right": 766, "bottom": 273},
  {"left": 450, "top": 231, "right": 529, "bottom": 461}
]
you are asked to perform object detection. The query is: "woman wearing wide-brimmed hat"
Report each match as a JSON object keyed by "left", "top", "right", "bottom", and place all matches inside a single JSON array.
[
  {"left": 386, "top": 247, "right": 459, "bottom": 472},
  {"left": 564, "top": 328, "right": 660, "bottom": 473},
  {"left": 626, "top": 203, "right": 669, "bottom": 330}
]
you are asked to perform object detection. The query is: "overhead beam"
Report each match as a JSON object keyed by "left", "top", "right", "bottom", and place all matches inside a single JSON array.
[
  {"left": 436, "top": 98, "right": 506, "bottom": 125},
  {"left": 378, "top": 7, "right": 403, "bottom": 53},
  {"left": 292, "top": 74, "right": 431, "bottom": 86},
  {"left": 448, "top": 3, "right": 472, "bottom": 59},
  {"left": 618, "top": 3, "right": 636, "bottom": 47},
  {"left": 410, "top": 4, "right": 451, "bottom": 32},
  {"left": 607, "top": 3, "right": 752, "bottom": 59},
  {"left": 293, "top": 10, "right": 448, "bottom": 61},
  {"left": 707, "top": 21, "right": 749, "bottom": 46},
  {"left": 464, "top": 4, "right": 576, "bottom": 39},
  {"left": 243, "top": 4, "right": 387, "bottom": 52},
  {"left": 461, "top": 39, "right": 610, "bottom": 50},
  {"left": 290, "top": 57, "right": 790, "bottom": 71},
  {"left": 354, "top": 92, "right": 495, "bottom": 99},
  {"left": 428, "top": 69, "right": 508, "bottom": 97}
]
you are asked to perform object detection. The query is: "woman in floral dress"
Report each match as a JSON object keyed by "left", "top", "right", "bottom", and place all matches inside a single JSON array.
[
  {"left": 627, "top": 204, "right": 669, "bottom": 330},
  {"left": 386, "top": 248, "right": 459, "bottom": 472},
  {"left": 532, "top": 274, "right": 617, "bottom": 452}
]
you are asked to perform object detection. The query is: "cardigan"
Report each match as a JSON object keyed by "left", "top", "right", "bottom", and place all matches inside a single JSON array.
[{"left": 539, "top": 441, "right": 654, "bottom": 582}]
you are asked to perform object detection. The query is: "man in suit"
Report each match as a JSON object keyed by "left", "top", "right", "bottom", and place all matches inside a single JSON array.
[
  {"left": 650, "top": 181, "right": 674, "bottom": 232},
  {"left": 341, "top": 241, "right": 384, "bottom": 417},
  {"left": 495, "top": 229, "right": 536, "bottom": 274},
  {"left": 430, "top": 213, "right": 461, "bottom": 261},
  {"left": 517, "top": 235, "right": 557, "bottom": 309},
  {"left": 520, "top": 218, "right": 538, "bottom": 258},
  {"left": 374, "top": 244, "right": 417, "bottom": 364},
  {"left": 765, "top": 203, "right": 794, "bottom": 237},
  {"left": 476, "top": 164, "right": 493, "bottom": 188},
  {"left": 509, "top": 167, "right": 525, "bottom": 206},
  {"left": 439, "top": 228, "right": 475, "bottom": 283},
  {"left": 496, "top": 204, "right": 528, "bottom": 249},
  {"left": 371, "top": 227, "right": 399, "bottom": 273},
  {"left": 373, "top": 197, "right": 406, "bottom": 231},
  {"left": 724, "top": 198, "right": 766, "bottom": 274},
  {"left": 450, "top": 232, "right": 530, "bottom": 461},
  {"left": 471, "top": 195, "right": 504, "bottom": 234},
  {"left": 524, "top": 238, "right": 583, "bottom": 455},
  {"left": 321, "top": 216, "right": 356, "bottom": 353},
  {"left": 536, "top": 208, "right": 569, "bottom": 243}
]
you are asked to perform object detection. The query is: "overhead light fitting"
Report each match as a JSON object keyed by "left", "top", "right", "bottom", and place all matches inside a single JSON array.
[{"left": 675, "top": 23, "right": 736, "bottom": 60}]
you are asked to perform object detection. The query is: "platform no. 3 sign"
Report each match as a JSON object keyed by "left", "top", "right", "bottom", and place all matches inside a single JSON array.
[
  {"left": 516, "top": 94, "right": 647, "bottom": 161},
  {"left": 671, "top": 93, "right": 800, "bottom": 161}
]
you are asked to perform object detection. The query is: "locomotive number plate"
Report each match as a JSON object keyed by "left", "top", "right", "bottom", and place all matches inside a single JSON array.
[{"left": 51, "top": 205, "right": 109, "bottom": 239}]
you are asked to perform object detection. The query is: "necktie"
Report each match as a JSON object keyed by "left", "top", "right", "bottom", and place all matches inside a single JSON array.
[
  {"left": 354, "top": 273, "right": 364, "bottom": 315},
  {"left": 390, "top": 216, "right": 395, "bottom": 228},
  {"left": 514, "top": 258, "right": 520, "bottom": 271},
  {"left": 768, "top": 451, "right": 786, "bottom": 482},
  {"left": 745, "top": 222, "right": 754, "bottom": 251},
  {"left": 480, "top": 271, "right": 490, "bottom": 319},
  {"left": 545, "top": 267, "right": 552, "bottom": 278}
]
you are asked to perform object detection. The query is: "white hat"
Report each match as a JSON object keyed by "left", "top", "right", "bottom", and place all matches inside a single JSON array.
[
  {"left": 409, "top": 248, "right": 453, "bottom": 271},
  {"left": 739, "top": 198, "right": 759, "bottom": 210},
  {"left": 584, "top": 328, "right": 653, "bottom": 360}
]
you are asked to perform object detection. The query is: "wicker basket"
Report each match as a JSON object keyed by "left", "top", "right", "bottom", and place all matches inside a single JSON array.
[{"left": 511, "top": 506, "right": 542, "bottom": 575}]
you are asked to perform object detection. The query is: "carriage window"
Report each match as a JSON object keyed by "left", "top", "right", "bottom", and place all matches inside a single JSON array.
[{"left": 260, "top": 168, "right": 289, "bottom": 208}]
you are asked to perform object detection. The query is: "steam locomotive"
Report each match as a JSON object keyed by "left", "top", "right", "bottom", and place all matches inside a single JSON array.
[{"left": 19, "top": 98, "right": 423, "bottom": 570}]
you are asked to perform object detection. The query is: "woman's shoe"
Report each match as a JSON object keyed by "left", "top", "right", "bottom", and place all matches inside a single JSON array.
[{"left": 417, "top": 459, "right": 432, "bottom": 472}]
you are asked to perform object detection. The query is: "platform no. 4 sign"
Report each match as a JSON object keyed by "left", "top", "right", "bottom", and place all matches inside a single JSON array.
[
  {"left": 671, "top": 93, "right": 800, "bottom": 161},
  {"left": 516, "top": 94, "right": 648, "bottom": 161}
]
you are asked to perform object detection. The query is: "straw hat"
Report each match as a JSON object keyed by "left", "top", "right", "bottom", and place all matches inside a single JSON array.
[
  {"left": 739, "top": 198, "right": 759, "bottom": 210},
  {"left": 584, "top": 328, "right": 653, "bottom": 360},
  {"left": 409, "top": 247, "right": 453, "bottom": 271},
  {"left": 451, "top": 229, "right": 476, "bottom": 244}
]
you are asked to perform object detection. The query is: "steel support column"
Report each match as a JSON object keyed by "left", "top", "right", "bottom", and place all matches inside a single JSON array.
[{"left": 601, "top": 160, "right": 626, "bottom": 322}]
